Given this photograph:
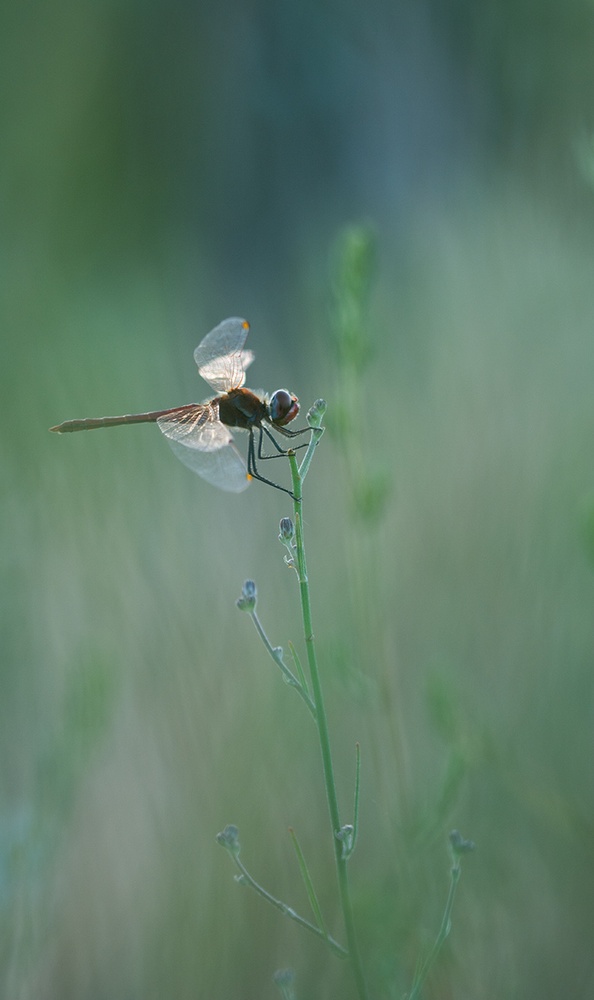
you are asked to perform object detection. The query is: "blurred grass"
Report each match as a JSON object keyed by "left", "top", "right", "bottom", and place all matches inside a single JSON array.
[
  {"left": 3, "top": 189, "right": 594, "bottom": 998},
  {"left": 3, "top": 1, "right": 594, "bottom": 997}
]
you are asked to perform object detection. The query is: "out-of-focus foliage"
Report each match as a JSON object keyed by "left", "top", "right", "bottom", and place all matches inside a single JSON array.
[{"left": 2, "top": 1, "right": 594, "bottom": 998}]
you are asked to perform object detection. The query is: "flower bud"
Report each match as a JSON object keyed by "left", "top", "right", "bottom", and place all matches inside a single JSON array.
[
  {"left": 216, "top": 823, "right": 241, "bottom": 857},
  {"left": 449, "top": 829, "right": 475, "bottom": 856},
  {"left": 307, "top": 398, "right": 327, "bottom": 428},
  {"left": 236, "top": 579, "right": 257, "bottom": 612},
  {"left": 336, "top": 823, "right": 355, "bottom": 859},
  {"left": 279, "top": 517, "right": 294, "bottom": 543}
]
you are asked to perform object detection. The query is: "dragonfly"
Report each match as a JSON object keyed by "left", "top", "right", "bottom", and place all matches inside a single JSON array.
[{"left": 50, "top": 317, "right": 311, "bottom": 498}]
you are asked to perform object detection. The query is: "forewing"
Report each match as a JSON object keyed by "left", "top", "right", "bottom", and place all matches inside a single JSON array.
[
  {"left": 156, "top": 404, "right": 250, "bottom": 492},
  {"left": 194, "top": 317, "right": 254, "bottom": 392},
  {"left": 157, "top": 403, "right": 231, "bottom": 452}
]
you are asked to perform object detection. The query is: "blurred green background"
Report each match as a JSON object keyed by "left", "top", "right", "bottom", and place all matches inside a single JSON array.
[{"left": 3, "top": 1, "right": 594, "bottom": 997}]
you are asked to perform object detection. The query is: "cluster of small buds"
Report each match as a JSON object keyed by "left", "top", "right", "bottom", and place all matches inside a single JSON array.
[
  {"left": 279, "top": 517, "right": 294, "bottom": 543},
  {"left": 279, "top": 517, "right": 298, "bottom": 571},
  {"left": 307, "top": 398, "right": 327, "bottom": 428},
  {"left": 236, "top": 580, "right": 257, "bottom": 613},
  {"left": 449, "top": 829, "right": 475, "bottom": 856},
  {"left": 216, "top": 823, "right": 241, "bottom": 857}
]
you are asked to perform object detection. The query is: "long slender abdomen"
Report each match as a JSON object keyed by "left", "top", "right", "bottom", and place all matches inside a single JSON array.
[{"left": 49, "top": 405, "right": 194, "bottom": 433}]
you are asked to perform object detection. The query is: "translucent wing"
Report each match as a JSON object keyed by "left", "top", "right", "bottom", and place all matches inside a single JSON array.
[
  {"left": 156, "top": 403, "right": 250, "bottom": 492},
  {"left": 194, "top": 317, "right": 254, "bottom": 393},
  {"left": 164, "top": 437, "right": 250, "bottom": 492},
  {"left": 158, "top": 402, "right": 231, "bottom": 452}
]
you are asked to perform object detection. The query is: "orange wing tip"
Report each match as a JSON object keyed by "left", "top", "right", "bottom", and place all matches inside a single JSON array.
[
  {"left": 246, "top": 473, "right": 253, "bottom": 482},
  {"left": 242, "top": 320, "right": 250, "bottom": 331}
]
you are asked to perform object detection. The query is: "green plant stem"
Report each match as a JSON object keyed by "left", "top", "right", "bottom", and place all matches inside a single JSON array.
[
  {"left": 232, "top": 852, "right": 348, "bottom": 959},
  {"left": 408, "top": 860, "right": 462, "bottom": 1000},
  {"left": 289, "top": 451, "right": 369, "bottom": 1000},
  {"left": 249, "top": 609, "right": 316, "bottom": 719}
]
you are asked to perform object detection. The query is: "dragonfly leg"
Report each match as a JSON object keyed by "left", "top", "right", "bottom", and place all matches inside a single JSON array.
[
  {"left": 247, "top": 429, "right": 297, "bottom": 499},
  {"left": 259, "top": 424, "right": 309, "bottom": 460},
  {"left": 274, "top": 424, "right": 312, "bottom": 440}
]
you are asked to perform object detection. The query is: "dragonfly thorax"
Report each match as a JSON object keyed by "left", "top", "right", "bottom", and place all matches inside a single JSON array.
[{"left": 217, "top": 387, "right": 268, "bottom": 430}]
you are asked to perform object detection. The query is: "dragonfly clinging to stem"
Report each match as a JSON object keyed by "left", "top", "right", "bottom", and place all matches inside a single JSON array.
[{"left": 50, "top": 317, "right": 311, "bottom": 498}]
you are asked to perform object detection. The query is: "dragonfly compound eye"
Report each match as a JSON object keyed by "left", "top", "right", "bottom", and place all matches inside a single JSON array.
[{"left": 269, "top": 389, "right": 300, "bottom": 426}]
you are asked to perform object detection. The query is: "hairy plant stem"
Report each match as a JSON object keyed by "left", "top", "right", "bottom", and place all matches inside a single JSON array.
[{"left": 289, "top": 451, "right": 369, "bottom": 1000}]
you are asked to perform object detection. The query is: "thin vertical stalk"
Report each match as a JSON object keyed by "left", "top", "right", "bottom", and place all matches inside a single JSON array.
[
  {"left": 408, "top": 863, "right": 460, "bottom": 1000},
  {"left": 289, "top": 452, "right": 369, "bottom": 1000}
]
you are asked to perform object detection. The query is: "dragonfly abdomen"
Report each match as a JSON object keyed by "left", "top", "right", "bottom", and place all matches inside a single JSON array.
[{"left": 49, "top": 405, "right": 194, "bottom": 433}]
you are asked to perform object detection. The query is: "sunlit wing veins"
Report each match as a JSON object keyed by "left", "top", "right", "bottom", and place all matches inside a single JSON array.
[
  {"left": 156, "top": 402, "right": 250, "bottom": 492},
  {"left": 197, "top": 350, "right": 254, "bottom": 393},
  {"left": 163, "top": 437, "right": 249, "bottom": 492},
  {"left": 193, "top": 317, "right": 254, "bottom": 392},
  {"left": 157, "top": 403, "right": 231, "bottom": 451}
]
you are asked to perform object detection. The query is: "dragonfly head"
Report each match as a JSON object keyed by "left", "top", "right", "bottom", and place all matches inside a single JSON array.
[{"left": 269, "top": 389, "right": 300, "bottom": 426}]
